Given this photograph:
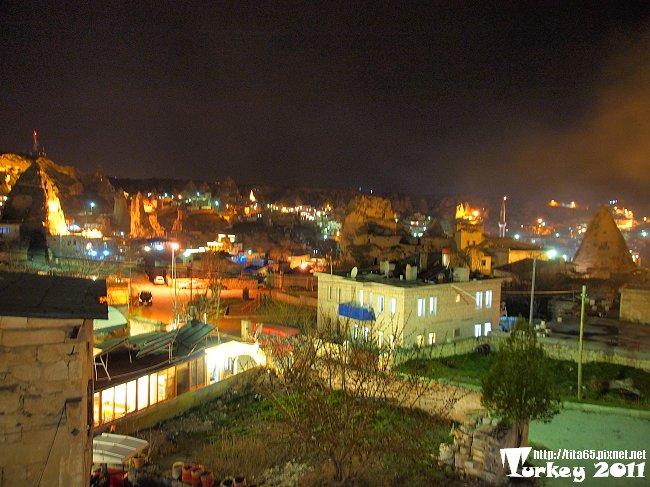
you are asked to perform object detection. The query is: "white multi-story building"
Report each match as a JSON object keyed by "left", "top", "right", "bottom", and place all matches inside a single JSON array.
[{"left": 316, "top": 271, "right": 502, "bottom": 347}]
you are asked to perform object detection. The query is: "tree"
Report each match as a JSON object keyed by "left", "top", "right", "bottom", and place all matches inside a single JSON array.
[
  {"left": 257, "top": 317, "right": 461, "bottom": 483},
  {"left": 481, "top": 319, "right": 561, "bottom": 448}
]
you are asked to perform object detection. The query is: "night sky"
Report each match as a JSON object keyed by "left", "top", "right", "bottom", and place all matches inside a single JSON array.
[{"left": 2, "top": 2, "right": 650, "bottom": 205}]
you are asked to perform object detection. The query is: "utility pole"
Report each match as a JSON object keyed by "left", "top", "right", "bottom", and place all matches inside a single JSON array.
[
  {"left": 578, "top": 285, "right": 586, "bottom": 400},
  {"left": 528, "top": 257, "right": 537, "bottom": 326}
]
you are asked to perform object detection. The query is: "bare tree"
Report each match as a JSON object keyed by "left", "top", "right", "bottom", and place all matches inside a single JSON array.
[{"left": 258, "top": 316, "right": 462, "bottom": 483}]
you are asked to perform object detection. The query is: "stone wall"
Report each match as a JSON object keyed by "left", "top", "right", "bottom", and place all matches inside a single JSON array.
[
  {"left": 438, "top": 412, "right": 516, "bottom": 485},
  {"left": 0, "top": 316, "right": 94, "bottom": 487}
]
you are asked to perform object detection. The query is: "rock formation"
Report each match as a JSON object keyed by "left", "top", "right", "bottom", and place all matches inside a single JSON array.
[
  {"left": 574, "top": 206, "right": 635, "bottom": 278},
  {"left": 130, "top": 192, "right": 164, "bottom": 238}
]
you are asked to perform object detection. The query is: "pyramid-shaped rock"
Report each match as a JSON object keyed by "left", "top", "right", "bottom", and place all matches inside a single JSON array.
[{"left": 574, "top": 206, "right": 635, "bottom": 277}]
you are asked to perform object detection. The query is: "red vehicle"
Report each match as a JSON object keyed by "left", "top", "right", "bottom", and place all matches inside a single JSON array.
[{"left": 252, "top": 323, "right": 300, "bottom": 353}]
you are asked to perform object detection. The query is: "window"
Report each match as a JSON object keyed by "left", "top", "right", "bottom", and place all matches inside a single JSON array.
[
  {"left": 416, "top": 335, "right": 424, "bottom": 347},
  {"left": 359, "top": 289, "right": 364, "bottom": 306},
  {"left": 337, "top": 288, "right": 341, "bottom": 303},
  {"left": 484, "top": 322, "right": 492, "bottom": 335},
  {"left": 101, "top": 387, "right": 114, "bottom": 423},
  {"left": 429, "top": 297, "right": 437, "bottom": 316},
  {"left": 455, "top": 293, "right": 461, "bottom": 303},
  {"left": 368, "top": 292, "right": 373, "bottom": 307},
  {"left": 453, "top": 328, "right": 460, "bottom": 338},
  {"left": 389, "top": 334, "right": 395, "bottom": 348},
  {"left": 389, "top": 297, "right": 397, "bottom": 316},
  {"left": 417, "top": 298, "right": 425, "bottom": 317},
  {"left": 485, "top": 290, "right": 493, "bottom": 308},
  {"left": 328, "top": 285, "right": 332, "bottom": 300},
  {"left": 378, "top": 295, "right": 385, "bottom": 313},
  {"left": 126, "top": 380, "right": 137, "bottom": 414},
  {"left": 149, "top": 372, "right": 158, "bottom": 405},
  {"left": 93, "top": 392, "right": 101, "bottom": 426},
  {"left": 352, "top": 324, "right": 359, "bottom": 340},
  {"left": 114, "top": 383, "right": 126, "bottom": 419},
  {"left": 476, "top": 291, "right": 483, "bottom": 309},
  {"left": 378, "top": 331, "right": 384, "bottom": 348},
  {"left": 362, "top": 327, "right": 370, "bottom": 342},
  {"left": 428, "top": 332, "right": 436, "bottom": 345},
  {"left": 137, "top": 375, "right": 149, "bottom": 411},
  {"left": 474, "top": 324, "right": 482, "bottom": 337}
]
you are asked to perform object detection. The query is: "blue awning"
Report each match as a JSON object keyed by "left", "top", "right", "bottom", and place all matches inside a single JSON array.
[{"left": 338, "top": 303, "right": 376, "bottom": 321}]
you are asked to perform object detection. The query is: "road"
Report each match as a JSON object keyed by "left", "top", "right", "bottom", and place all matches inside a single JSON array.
[
  {"left": 529, "top": 409, "right": 650, "bottom": 486},
  {"left": 129, "top": 273, "right": 257, "bottom": 337}
]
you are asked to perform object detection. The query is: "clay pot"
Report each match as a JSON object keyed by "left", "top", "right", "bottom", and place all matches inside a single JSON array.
[
  {"left": 172, "top": 461, "right": 185, "bottom": 480},
  {"left": 201, "top": 470, "right": 215, "bottom": 487},
  {"left": 132, "top": 455, "right": 145, "bottom": 469},
  {"left": 234, "top": 476, "right": 246, "bottom": 487},
  {"left": 192, "top": 466, "right": 205, "bottom": 487},
  {"left": 182, "top": 464, "right": 193, "bottom": 483},
  {"left": 221, "top": 479, "right": 234, "bottom": 487}
]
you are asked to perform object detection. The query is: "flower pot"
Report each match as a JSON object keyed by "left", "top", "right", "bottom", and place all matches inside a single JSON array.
[
  {"left": 201, "top": 471, "right": 215, "bottom": 487},
  {"left": 221, "top": 479, "right": 234, "bottom": 487},
  {"left": 172, "top": 461, "right": 185, "bottom": 480},
  {"left": 182, "top": 464, "right": 193, "bottom": 483},
  {"left": 192, "top": 466, "right": 205, "bottom": 487},
  {"left": 132, "top": 455, "right": 145, "bottom": 469},
  {"left": 234, "top": 476, "right": 246, "bottom": 487}
]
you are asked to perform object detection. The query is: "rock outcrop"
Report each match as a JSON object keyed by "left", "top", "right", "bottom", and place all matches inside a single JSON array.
[{"left": 574, "top": 206, "right": 635, "bottom": 278}]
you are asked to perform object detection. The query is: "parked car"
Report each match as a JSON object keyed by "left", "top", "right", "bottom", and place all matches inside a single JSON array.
[
  {"left": 153, "top": 275, "right": 166, "bottom": 285},
  {"left": 138, "top": 291, "right": 153, "bottom": 306}
]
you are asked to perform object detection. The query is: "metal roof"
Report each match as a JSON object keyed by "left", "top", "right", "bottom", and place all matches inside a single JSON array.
[
  {"left": 0, "top": 271, "right": 107, "bottom": 319},
  {"left": 93, "top": 433, "right": 148, "bottom": 465}
]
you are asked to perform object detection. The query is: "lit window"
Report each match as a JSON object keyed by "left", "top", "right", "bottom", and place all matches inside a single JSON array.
[
  {"left": 137, "top": 375, "right": 149, "bottom": 411},
  {"left": 416, "top": 335, "right": 424, "bottom": 347},
  {"left": 126, "top": 380, "right": 137, "bottom": 414},
  {"left": 378, "top": 295, "right": 385, "bottom": 313},
  {"left": 368, "top": 292, "right": 373, "bottom": 307},
  {"left": 484, "top": 322, "right": 492, "bottom": 336},
  {"left": 429, "top": 297, "right": 437, "bottom": 316},
  {"left": 474, "top": 324, "right": 482, "bottom": 337},
  {"left": 389, "top": 334, "right": 395, "bottom": 348},
  {"left": 485, "top": 290, "right": 493, "bottom": 308},
  {"left": 428, "top": 332, "right": 436, "bottom": 345},
  {"left": 417, "top": 298, "right": 425, "bottom": 317},
  {"left": 378, "top": 331, "right": 384, "bottom": 348},
  {"left": 476, "top": 291, "right": 483, "bottom": 309},
  {"left": 359, "top": 289, "right": 364, "bottom": 306},
  {"left": 389, "top": 298, "right": 397, "bottom": 316},
  {"left": 149, "top": 373, "right": 158, "bottom": 405},
  {"left": 455, "top": 294, "right": 461, "bottom": 303},
  {"left": 362, "top": 327, "right": 370, "bottom": 342},
  {"left": 352, "top": 324, "right": 359, "bottom": 340}
]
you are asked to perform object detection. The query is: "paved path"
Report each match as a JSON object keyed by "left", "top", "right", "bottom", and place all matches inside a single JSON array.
[{"left": 529, "top": 409, "right": 650, "bottom": 486}]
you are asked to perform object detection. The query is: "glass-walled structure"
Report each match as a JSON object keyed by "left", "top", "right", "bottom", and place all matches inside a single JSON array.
[{"left": 94, "top": 355, "right": 205, "bottom": 427}]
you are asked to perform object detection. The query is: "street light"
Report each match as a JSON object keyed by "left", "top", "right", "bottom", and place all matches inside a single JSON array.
[
  {"left": 89, "top": 201, "right": 96, "bottom": 215},
  {"left": 171, "top": 242, "right": 180, "bottom": 325}
]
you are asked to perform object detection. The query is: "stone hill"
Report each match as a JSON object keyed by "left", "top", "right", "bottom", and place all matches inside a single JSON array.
[{"left": 574, "top": 205, "right": 636, "bottom": 278}]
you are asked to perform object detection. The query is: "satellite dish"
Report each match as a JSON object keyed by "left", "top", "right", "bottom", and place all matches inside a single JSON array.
[{"left": 351, "top": 266, "right": 358, "bottom": 279}]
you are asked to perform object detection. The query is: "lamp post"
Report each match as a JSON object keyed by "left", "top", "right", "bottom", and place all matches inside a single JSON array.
[
  {"left": 171, "top": 242, "right": 179, "bottom": 325},
  {"left": 89, "top": 201, "right": 96, "bottom": 215}
]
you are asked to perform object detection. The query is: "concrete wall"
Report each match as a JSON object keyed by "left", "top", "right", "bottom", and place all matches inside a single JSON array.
[
  {"left": 620, "top": 288, "right": 650, "bottom": 325},
  {"left": 0, "top": 316, "right": 94, "bottom": 487},
  {"left": 105, "top": 369, "right": 256, "bottom": 435},
  {"left": 413, "top": 333, "right": 650, "bottom": 372}
]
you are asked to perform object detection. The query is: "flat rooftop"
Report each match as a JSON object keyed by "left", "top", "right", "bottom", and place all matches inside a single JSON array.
[
  {"left": 0, "top": 271, "right": 107, "bottom": 319},
  {"left": 317, "top": 271, "right": 498, "bottom": 288}
]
